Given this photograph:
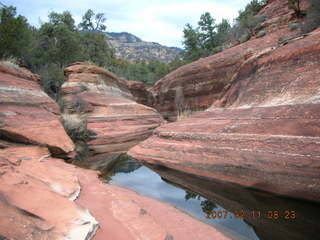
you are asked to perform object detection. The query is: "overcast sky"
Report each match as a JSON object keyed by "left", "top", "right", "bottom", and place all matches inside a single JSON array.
[{"left": 4, "top": 0, "right": 251, "bottom": 48}]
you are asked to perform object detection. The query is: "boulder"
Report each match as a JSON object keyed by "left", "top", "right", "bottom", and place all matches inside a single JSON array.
[
  {"left": 0, "top": 63, "right": 74, "bottom": 157},
  {"left": 129, "top": 29, "right": 320, "bottom": 202},
  {"left": 61, "top": 62, "right": 163, "bottom": 169}
]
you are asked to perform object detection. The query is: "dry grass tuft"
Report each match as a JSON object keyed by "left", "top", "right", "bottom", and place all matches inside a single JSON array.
[
  {"left": 62, "top": 114, "right": 88, "bottom": 141},
  {"left": 0, "top": 57, "right": 20, "bottom": 71}
]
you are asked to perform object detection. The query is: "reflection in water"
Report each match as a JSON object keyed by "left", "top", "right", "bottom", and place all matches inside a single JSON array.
[
  {"left": 185, "top": 191, "right": 218, "bottom": 215},
  {"left": 147, "top": 164, "right": 320, "bottom": 240},
  {"left": 101, "top": 156, "right": 320, "bottom": 240},
  {"left": 102, "top": 156, "right": 259, "bottom": 240},
  {"left": 99, "top": 154, "right": 142, "bottom": 181}
]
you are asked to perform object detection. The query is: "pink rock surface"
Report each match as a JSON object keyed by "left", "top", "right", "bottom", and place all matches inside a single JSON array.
[
  {"left": 61, "top": 62, "right": 163, "bottom": 168},
  {"left": 149, "top": 0, "right": 308, "bottom": 121},
  {"left": 49, "top": 159, "right": 231, "bottom": 240},
  {"left": 0, "top": 63, "right": 75, "bottom": 157},
  {"left": 0, "top": 145, "right": 230, "bottom": 240},
  {"left": 0, "top": 146, "right": 98, "bottom": 240},
  {"left": 0, "top": 64, "right": 229, "bottom": 240},
  {"left": 129, "top": 28, "right": 320, "bottom": 202}
]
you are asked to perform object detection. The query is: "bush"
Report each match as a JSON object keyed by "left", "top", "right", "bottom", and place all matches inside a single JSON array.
[
  {"left": 36, "top": 63, "right": 64, "bottom": 100},
  {"left": 62, "top": 114, "right": 89, "bottom": 141},
  {"left": 288, "top": 0, "right": 304, "bottom": 18},
  {"left": 289, "top": 23, "right": 299, "bottom": 31},
  {"left": 278, "top": 36, "right": 293, "bottom": 45},
  {"left": 257, "top": 30, "right": 266, "bottom": 38},
  {"left": 211, "top": 46, "right": 223, "bottom": 54},
  {"left": 239, "top": 32, "right": 251, "bottom": 43},
  {"left": 0, "top": 57, "right": 20, "bottom": 71}
]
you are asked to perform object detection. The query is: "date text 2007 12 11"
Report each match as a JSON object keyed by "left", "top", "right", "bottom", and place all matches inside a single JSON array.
[{"left": 205, "top": 210, "right": 296, "bottom": 220}]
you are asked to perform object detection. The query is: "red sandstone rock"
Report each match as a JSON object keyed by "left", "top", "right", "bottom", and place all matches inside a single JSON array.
[
  {"left": 0, "top": 64, "right": 230, "bottom": 240},
  {"left": 149, "top": 0, "right": 308, "bottom": 121},
  {"left": 126, "top": 79, "right": 153, "bottom": 106},
  {"left": 0, "top": 63, "right": 75, "bottom": 157},
  {"left": 61, "top": 62, "right": 163, "bottom": 168},
  {"left": 0, "top": 146, "right": 98, "bottom": 240},
  {"left": 129, "top": 29, "right": 320, "bottom": 202},
  {"left": 48, "top": 158, "right": 231, "bottom": 240}
]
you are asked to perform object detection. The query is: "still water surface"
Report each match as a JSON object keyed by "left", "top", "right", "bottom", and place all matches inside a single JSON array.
[
  {"left": 102, "top": 156, "right": 258, "bottom": 240},
  {"left": 101, "top": 156, "right": 320, "bottom": 240}
]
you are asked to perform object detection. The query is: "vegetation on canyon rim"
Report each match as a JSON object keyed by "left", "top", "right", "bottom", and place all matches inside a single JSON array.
[{"left": 0, "top": 0, "right": 319, "bottom": 98}]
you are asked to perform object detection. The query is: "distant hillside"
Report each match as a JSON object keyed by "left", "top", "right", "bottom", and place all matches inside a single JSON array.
[{"left": 106, "top": 32, "right": 183, "bottom": 63}]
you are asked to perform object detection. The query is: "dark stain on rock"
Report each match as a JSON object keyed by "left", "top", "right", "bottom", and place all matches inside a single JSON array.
[{"left": 140, "top": 208, "right": 147, "bottom": 216}]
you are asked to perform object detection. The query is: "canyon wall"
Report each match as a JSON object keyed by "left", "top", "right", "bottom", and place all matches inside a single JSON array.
[
  {"left": 0, "top": 63, "right": 231, "bottom": 240},
  {"left": 61, "top": 62, "right": 163, "bottom": 169},
  {"left": 129, "top": 1, "right": 320, "bottom": 202},
  {"left": 149, "top": 0, "right": 309, "bottom": 121}
]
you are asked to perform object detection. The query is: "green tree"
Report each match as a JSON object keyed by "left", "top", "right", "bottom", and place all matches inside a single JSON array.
[
  {"left": 78, "top": 9, "right": 114, "bottom": 67},
  {"left": 215, "top": 19, "right": 231, "bottom": 46},
  {"left": 198, "top": 12, "right": 217, "bottom": 50},
  {"left": 0, "top": 5, "right": 34, "bottom": 63},
  {"left": 230, "top": 0, "right": 266, "bottom": 42},
  {"left": 80, "top": 31, "right": 114, "bottom": 67},
  {"left": 79, "top": 9, "right": 106, "bottom": 31},
  {"left": 48, "top": 11, "right": 76, "bottom": 31},
  {"left": 182, "top": 23, "right": 203, "bottom": 61},
  {"left": 33, "top": 11, "right": 83, "bottom": 98},
  {"left": 36, "top": 20, "right": 82, "bottom": 68},
  {"left": 288, "top": 0, "right": 303, "bottom": 18}
]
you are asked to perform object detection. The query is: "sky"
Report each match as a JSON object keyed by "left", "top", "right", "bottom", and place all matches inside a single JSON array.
[{"left": 4, "top": 0, "right": 251, "bottom": 48}]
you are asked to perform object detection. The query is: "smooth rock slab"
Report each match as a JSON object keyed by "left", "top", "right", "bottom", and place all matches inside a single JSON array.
[
  {"left": 0, "top": 146, "right": 98, "bottom": 240},
  {"left": 129, "top": 29, "right": 320, "bottom": 202}
]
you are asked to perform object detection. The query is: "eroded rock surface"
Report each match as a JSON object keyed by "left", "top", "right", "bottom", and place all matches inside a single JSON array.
[
  {"left": 0, "top": 146, "right": 98, "bottom": 240},
  {"left": 49, "top": 160, "right": 230, "bottom": 240},
  {"left": 61, "top": 62, "right": 163, "bottom": 169},
  {"left": 129, "top": 25, "right": 320, "bottom": 201},
  {"left": 0, "top": 64, "right": 97, "bottom": 239},
  {"left": 0, "top": 64, "right": 75, "bottom": 157},
  {"left": 150, "top": 0, "right": 308, "bottom": 121},
  {"left": 0, "top": 63, "right": 230, "bottom": 240}
]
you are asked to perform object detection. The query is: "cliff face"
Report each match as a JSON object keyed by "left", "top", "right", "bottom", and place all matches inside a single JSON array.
[
  {"left": 150, "top": 0, "right": 308, "bottom": 121},
  {"left": 0, "top": 63, "right": 230, "bottom": 240},
  {"left": 61, "top": 62, "right": 163, "bottom": 169},
  {"left": 129, "top": 1, "right": 320, "bottom": 202},
  {"left": 107, "top": 32, "right": 182, "bottom": 63}
]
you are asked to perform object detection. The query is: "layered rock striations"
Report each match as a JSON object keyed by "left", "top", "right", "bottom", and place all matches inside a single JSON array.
[
  {"left": 0, "top": 64, "right": 98, "bottom": 239},
  {"left": 107, "top": 32, "right": 182, "bottom": 63},
  {"left": 61, "top": 62, "right": 163, "bottom": 169},
  {"left": 0, "top": 63, "right": 230, "bottom": 240},
  {"left": 0, "top": 64, "right": 74, "bottom": 157},
  {"left": 150, "top": 0, "right": 308, "bottom": 121},
  {"left": 129, "top": 3, "right": 320, "bottom": 201}
]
